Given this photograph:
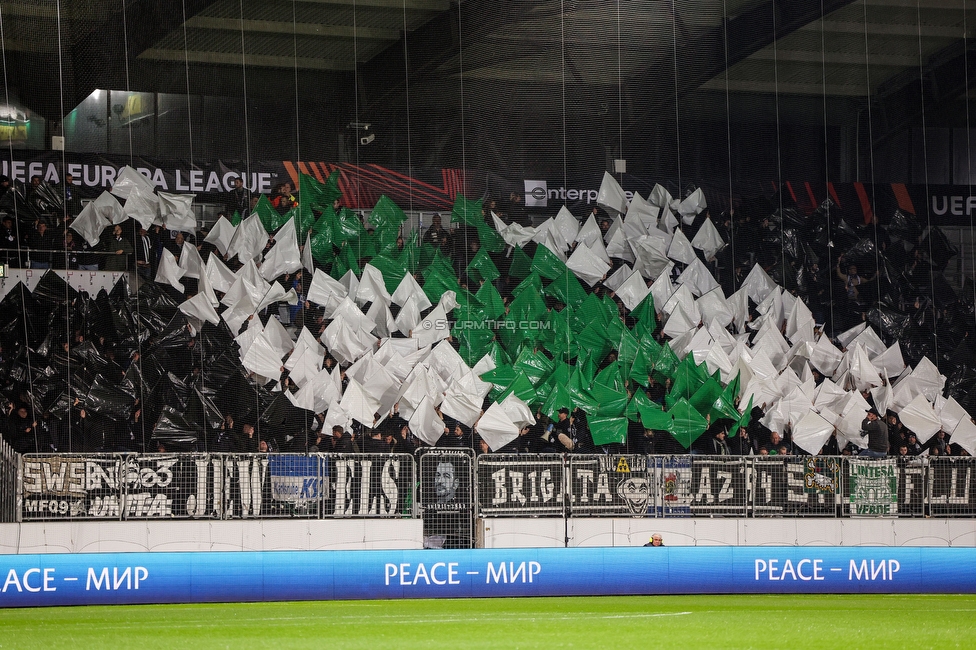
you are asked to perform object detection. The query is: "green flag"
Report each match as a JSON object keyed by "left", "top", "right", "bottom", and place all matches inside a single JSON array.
[
  {"left": 476, "top": 221, "right": 506, "bottom": 253},
  {"left": 589, "top": 416, "right": 628, "bottom": 446},
  {"left": 254, "top": 195, "right": 289, "bottom": 233},
  {"left": 511, "top": 272, "right": 543, "bottom": 298},
  {"left": 466, "top": 247, "right": 500, "bottom": 284},
  {"left": 667, "top": 398, "right": 708, "bottom": 449},
  {"left": 499, "top": 371, "right": 538, "bottom": 404},
  {"left": 451, "top": 194, "right": 483, "bottom": 227},
  {"left": 541, "top": 383, "right": 575, "bottom": 420},
  {"left": 475, "top": 280, "right": 506, "bottom": 320},
  {"left": 368, "top": 254, "right": 408, "bottom": 293},
  {"left": 542, "top": 269, "right": 587, "bottom": 308},
  {"left": 369, "top": 194, "right": 407, "bottom": 229},
  {"left": 310, "top": 229, "right": 335, "bottom": 264},
  {"left": 512, "top": 347, "right": 554, "bottom": 387},
  {"left": 509, "top": 247, "right": 533, "bottom": 279},
  {"left": 422, "top": 265, "right": 462, "bottom": 304},
  {"left": 630, "top": 291, "right": 657, "bottom": 334},
  {"left": 231, "top": 210, "right": 242, "bottom": 226},
  {"left": 531, "top": 246, "right": 567, "bottom": 280},
  {"left": 633, "top": 394, "right": 673, "bottom": 430},
  {"left": 481, "top": 364, "right": 516, "bottom": 392}
]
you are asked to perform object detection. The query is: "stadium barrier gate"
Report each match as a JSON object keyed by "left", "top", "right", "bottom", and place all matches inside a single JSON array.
[
  {"left": 417, "top": 448, "right": 475, "bottom": 549},
  {"left": 9, "top": 453, "right": 976, "bottom": 526}
]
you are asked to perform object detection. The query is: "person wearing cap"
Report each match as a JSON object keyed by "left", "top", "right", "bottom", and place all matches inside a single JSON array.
[
  {"left": 859, "top": 409, "right": 889, "bottom": 458},
  {"left": 551, "top": 407, "right": 574, "bottom": 452},
  {"left": 643, "top": 534, "right": 664, "bottom": 547}
]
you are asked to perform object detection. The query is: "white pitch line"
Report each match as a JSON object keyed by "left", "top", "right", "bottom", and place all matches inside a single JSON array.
[{"left": 39, "top": 611, "right": 695, "bottom": 631}]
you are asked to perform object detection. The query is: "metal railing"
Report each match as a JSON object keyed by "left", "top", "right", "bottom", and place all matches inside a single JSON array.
[
  {"left": 17, "top": 452, "right": 415, "bottom": 522},
  {"left": 475, "top": 454, "right": 976, "bottom": 519},
  {"left": 8, "top": 452, "right": 976, "bottom": 524},
  {"left": 0, "top": 436, "right": 17, "bottom": 523}
]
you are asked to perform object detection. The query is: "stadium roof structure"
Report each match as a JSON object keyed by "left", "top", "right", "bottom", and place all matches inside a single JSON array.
[{"left": 3, "top": 0, "right": 975, "bottom": 175}]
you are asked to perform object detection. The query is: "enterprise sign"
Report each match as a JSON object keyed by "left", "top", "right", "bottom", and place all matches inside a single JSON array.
[{"left": 2, "top": 547, "right": 974, "bottom": 607}]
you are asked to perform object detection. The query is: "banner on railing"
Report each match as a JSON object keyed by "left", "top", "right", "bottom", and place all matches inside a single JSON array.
[
  {"left": 323, "top": 454, "right": 412, "bottom": 517},
  {"left": 569, "top": 455, "right": 652, "bottom": 516},
  {"left": 927, "top": 458, "right": 976, "bottom": 516},
  {"left": 19, "top": 453, "right": 413, "bottom": 521},
  {"left": 688, "top": 458, "right": 749, "bottom": 515},
  {"left": 477, "top": 455, "right": 564, "bottom": 515},
  {"left": 848, "top": 458, "right": 900, "bottom": 515},
  {"left": 753, "top": 457, "right": 842, "bottom": 515}
]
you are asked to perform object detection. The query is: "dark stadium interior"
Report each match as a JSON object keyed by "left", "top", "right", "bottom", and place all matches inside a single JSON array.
[{"left": 1, "top": 0, "right": 976, "bottom": 528}]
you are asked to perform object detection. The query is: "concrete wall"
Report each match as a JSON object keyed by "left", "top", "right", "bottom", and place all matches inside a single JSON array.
[
  {"left": 4, "top": 518, "right": 976, "bottom": 554},
  {"left": 0, "top": 519, "right": 423, "bottom": 554},
  {"left": 481, "top": 518, "right": 976, "bottom": 548}
]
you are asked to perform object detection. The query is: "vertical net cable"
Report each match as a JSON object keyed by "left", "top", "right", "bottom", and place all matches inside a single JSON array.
[
  {"left": 120, "top": 0, "right": 147, "bottom": 451},
  {"left": 291, "top": 0, "right": 308, "bottom": 449},
  {"left": 0, "top": 6, "right": 38, "bottom": 450},
  {"left": 616, "top": 0, "right": 623, "bottom": 182},
  {"left": 859, "top": 0, "right": 881, "bottom": 334},
  {"left": 402, "top": 1, "right": 415, "bottom": 217},
  {"left": 964, "top": 1, "right": 975, "bottom": 317},
  {"left": 914, "top": 0, "right": 938, "bottom": 365},
  {"left": 820, "top": 0, "right": 834, "bottom": 335},
  {"left": 239, "top": 0, "right": 252, "bottom": 187},
  {"left": 560, "top": 0, "right": 567, "bottom": 194},
  {"left": 722, "top": 0, "right": 735, "bottom": 290},
  {"left": 670, "top": 0, "right": 681, "bottom": 191},
  {"left": 772, "top": 1, "right": 785, "bottom": 291},
  {"left": 55, "top": 2, "right": 72, "bottom": 449}
]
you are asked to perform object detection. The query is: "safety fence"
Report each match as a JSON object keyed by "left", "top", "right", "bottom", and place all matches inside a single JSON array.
[
  {"left": 477, "top": 455, "right": 976, "bottom": 519},
  {"left": 9, "top": 453, "right": 976, "bottom": 524},
  {"left": 18, "top": 453, "right": 415, "bottom": 521},
  {"left": 0, "top": 437, "right": 17, "bottom": 523}
]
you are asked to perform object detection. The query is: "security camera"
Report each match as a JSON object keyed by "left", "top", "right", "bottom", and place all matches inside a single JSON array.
[
  {"left": 348, "top": 122, "right": 371, "bottom": 131},
  {"left": 360, "top": 133, "right": 375, "bottom": 145}
]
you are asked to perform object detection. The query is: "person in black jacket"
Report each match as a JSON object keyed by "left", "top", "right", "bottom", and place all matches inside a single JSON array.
[
  {"left": 235, "top": 422, "right": 259, "bottom": 453},
  {"left": 859, "top": 410, "right": 889, "bottom": 458}
]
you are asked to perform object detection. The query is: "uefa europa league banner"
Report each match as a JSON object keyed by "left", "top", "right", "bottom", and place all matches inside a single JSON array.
[{"left": 2, "top": 547, "right": 976, "bottom": 607}]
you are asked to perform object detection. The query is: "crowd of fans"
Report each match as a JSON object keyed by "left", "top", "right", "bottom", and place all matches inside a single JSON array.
[{"left": 0, "top": 170, "right": 973, "bottom": 463}]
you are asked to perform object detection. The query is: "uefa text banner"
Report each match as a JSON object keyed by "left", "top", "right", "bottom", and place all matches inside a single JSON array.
[
  {"left": 320, "top": 453, "right": 414, "bottom": 518},
  {"left": 927, "top": 458, "right": 976, "bottom": 517},
  {"left": 751, "top": 457, "right": 843, "bottom": 516},
  {"left": 4, "top": 547, "right": 976, "bottom": 607},
  {"left": 477, "top": 455, "right": 565, "bottom": 516},
  {"left": 568, "top": 456, "right": 653, "bottom": 516}
]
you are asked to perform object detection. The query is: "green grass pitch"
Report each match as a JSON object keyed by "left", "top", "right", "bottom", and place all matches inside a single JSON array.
[{"left": 2, "top": 594, "right": 974, "bottom": 649}]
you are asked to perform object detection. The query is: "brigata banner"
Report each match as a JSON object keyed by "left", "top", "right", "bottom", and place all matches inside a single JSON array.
[
  {"left": 478, "top": 455, "right": 565, "bottom": 515},
  {"left": 2, "top": 547, "right": 976, "bottom": 607}
]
